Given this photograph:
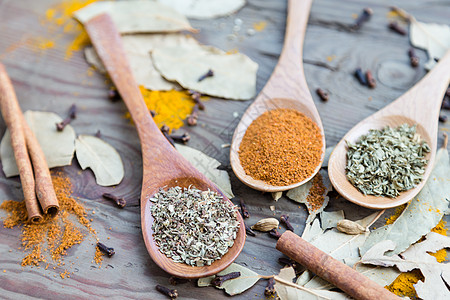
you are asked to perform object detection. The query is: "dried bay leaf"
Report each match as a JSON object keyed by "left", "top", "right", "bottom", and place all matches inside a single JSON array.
[
  {"left": 197, "top": 263, "right": 260, "bottom": 295},
  {"left": 157, "top": 0, "right": 245, "bottom": 19},
  {"left": 75, "top": 135, "right": 124, "bottom": 186},
  {"left": 361, "top": 232, "right": 450, "bottom": 300},
  {"left": 360, "top": 145, "right": 450, "bottom": 256},
  {"left": 85, "top": 34, "right": 199, "bottom": 91},
  {"left": 175, "top": 144, "right": 234, "bottom": 199},
  {"left": 320, "top": 210, "right": 344, "bottom": 230},
  {"left": 152, "top": 43, "right": 258, "bottom": 100},
  {"left": 0, "top": 111, "right": 75, "bottom": 177},
  {"left": 410, "top": 20, "right": 450, "bottom": 70},
  {"left": 286, "top": 170, "right": 332, "bottom": 224},
  {"left": 74, "top": 0, "right": 195, "bottom": 34}
]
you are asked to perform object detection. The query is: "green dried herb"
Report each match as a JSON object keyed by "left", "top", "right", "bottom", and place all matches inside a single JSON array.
[
  {"left": 346, "top": 124, "right": 430, "bottom": 197},
  {"left": 150, "top": 186, "right": 239, "bottom": 266}
]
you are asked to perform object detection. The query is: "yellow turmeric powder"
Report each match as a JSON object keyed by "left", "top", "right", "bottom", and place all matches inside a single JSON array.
[
  {"left": 385, "top": 209, "right": 448, "bottom": 297},
  {"left": 0, "top": 170, "right": 99, "bottom": 276},
  {"left": 125, "top": 86, "right": 205, "bottom": 131}
]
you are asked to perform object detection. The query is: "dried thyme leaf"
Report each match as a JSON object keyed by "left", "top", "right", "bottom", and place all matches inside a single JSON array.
[
  {"left": 346, "top": 124, "right": 430, "bottom": 197},
  {"left": 151, "top": 186, "right": 239, "bottom": 266}
]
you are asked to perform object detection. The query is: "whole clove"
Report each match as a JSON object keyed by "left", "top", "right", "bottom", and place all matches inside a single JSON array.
[
  {"left": 442, "top": 97, "right": 450, "bottom": 110},
  {"left": 56, "top": 104, "right": 76, "bottom": 131},
  {"left": 150, "top": 110, "right": 156, "bottom": 117},
  {"left": 95, "top": 130, "right": 101, "bottom": 138},
  {"left": 408, "top": 48, "right": 419, "bottom": 68},
  {"left": 269, "top": 229, "right": 282, "bottom": 239},
  {"left": 239, "top": 199, "right": 250, "bottom": 218},
  {"left": 211, "top": 272, "right": 241, "bottom": 287},
  {"left": 350, "top": 8, "right": 373, "bottom": 31},
  {"left": 97, "top": 242, "right": 115, "bottom": 257},
  {"left": 265, "top": 278, "right": 276, "bottom": 296},
  {"left": 354, "top": 68, "right": 368, "bottom": 86},
  {"left": 280, "top": 215, "right": 294, "bottom": 232},
  {"left": 365, "top": 70, "right": 376, "bottom": 88},
  {"left": 278, "top": 257, "right": 295, "bottom": 267},
  {"left": 169, "top": 277, "right": 188, "bottom": 286},
  {"left": 190, "top": 90, "right": 205, "bottom": 110},
  {"left": 156, "top": 284, "right": 178, "bottom": 299},
  {"left": 197, "top": 69, "right": 214, "bottom": 82},
  {"left": 439, "top": 115, "right": 448, "bottom": 123},
  {"left": 315, "top": 88, "right": 329, "bottom": 101},
  {"left": 102, "top": 193, "right": 126, "bottom": 208},
  {"left": 245, "top": 223, "right": 256, "bottom": 236},
  {"left": 388, "top": 21, "right": 407, "bottom": 35},
  {"left": 169, "top": 133, "right": 190, "bottom": 144},
  {"left": 108, "top": 88, "right": 121, "bottom": 101},
  {"left": 161, "top": 125, "right": 175, "bottom": 147},
  {"left": 187, "top": 104, "right": 199, "bottom": 126}
]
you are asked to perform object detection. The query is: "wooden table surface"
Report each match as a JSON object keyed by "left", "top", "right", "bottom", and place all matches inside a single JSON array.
[{"left": 0, "top": 0, "right": 449, "bottom": 299}]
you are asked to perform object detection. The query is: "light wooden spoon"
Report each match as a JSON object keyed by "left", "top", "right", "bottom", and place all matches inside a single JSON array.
[
  {"left": 328, "top": 50, "right": 450, "bottom": 209},
  {"left": 230, "top": 0, "right": 325, "bottom": 192},
  {"left": 84, "top": 14, "right": 245, "bottom": 279}
]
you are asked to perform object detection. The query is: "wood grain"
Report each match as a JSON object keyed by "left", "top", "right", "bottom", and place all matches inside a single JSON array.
[
  {"left": 0, "top": 0, "right": 449, "bottom": 299},
  {"left": 230, "top": 0, "right": 326, "bottom": 192},
  {"left": 329, "top": 50, "right": 450, "bottom": 209}
]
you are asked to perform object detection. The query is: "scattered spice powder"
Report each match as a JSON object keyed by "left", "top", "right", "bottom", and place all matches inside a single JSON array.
[
  {"left": 0, "top": 170, "right": 98, "bottom": 276},
  {"left": 306, "top": 173, "right": 326, "bottom": 212},
  {"left": 384, "top": 205, "right": 448, "bottom": 297},
  {"left": 125, "top": 87, "right": 204, "bottom": 131},
  {"left": 239, "top": 108, "right": 323, "bottom": 186}
]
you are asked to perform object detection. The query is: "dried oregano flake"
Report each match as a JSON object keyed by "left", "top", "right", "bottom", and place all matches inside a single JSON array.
[
  {"left": 150, "top": 186, "right": 239, "bottom": 266},
  {"left": 346, "top": 124, "right": 430, "bottom": 197}
]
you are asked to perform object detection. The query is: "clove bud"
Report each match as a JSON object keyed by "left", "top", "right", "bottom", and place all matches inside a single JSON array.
[
  {"left": 245, "top": 223, "right": 256, "bottom": 237},
  {"left": 316, "top": 88, "right": 329, "bottom": 101},
  {"left": 102, "top": 193, "right": 126, "bottom": 208},
  {"left": 354, "top": 68, "right": 368, "bottom": 86},
  {"left": 408, "top": 48, "right": 419, "bottom": 68},
  {"left": 365, "top": 70, "right": 376, "bottom": 88},
  {"left": 156, "top": 284, "right": 178, "bottom": 299},
  {"left": 388, "top": 21, "right": 407, "bottom": 35},
  {"left": 97, "top": 242, "right": 115, "bottom": 257},
  {"left": 169, "top": 133, "right": 190, "bottom": 144},
  {"left": 350, "top": 8, "right": 373, "bottom": 31},
  {"left": 269, "top": 229, "right": 282, "bottom": 239},
  {"left": 197, "top": 69, "right": 214, "bottom": 82},
  {"left": 211, "top": 272, "right": 240, "bottom": 287},
  {"left": 280, "top": 215, "right": 294, "bottom": 232},
  {"left": 239, "top": 199, "right": 250, "bottom": 218},
  {"left": 187, "top": 104, "right": 199, "bottom": 126},
  {"left": 56, "top": 104, "right": 76, "bottom": 131}
]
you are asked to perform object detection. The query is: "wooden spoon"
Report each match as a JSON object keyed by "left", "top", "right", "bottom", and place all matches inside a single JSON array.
[
  {"left": 230, "top": 0, "right": 325, "bottom": 192},
  {"left": 328, "top": 50, "right": 450, "bottom": 209},
  {"left": 84, "top": 14, "right": 245, "bottom": 279}
]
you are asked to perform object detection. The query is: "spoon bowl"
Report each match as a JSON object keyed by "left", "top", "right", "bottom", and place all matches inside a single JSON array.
[
  {"left": 85, "top": 13, "right": 245, "bottom": 278},
  {"left": 230, "top": 0, "right": 325, "bottom": 192},
  {"left": 329, "top": 50, "right": 450, "bottom": 209}
]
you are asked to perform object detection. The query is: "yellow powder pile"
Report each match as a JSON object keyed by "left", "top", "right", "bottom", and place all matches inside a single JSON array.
[
  {"left": 40, "top": 0, "right": 98, "bottom": 59},
  {"left": 124, "top": 86, "right": 200, "bottom": 131},
  {"left": 384, "top": 205, "right": 448, "bottom": 297},
  {"left": 0, "top": 170, "right": 98, "bottom": 276}
]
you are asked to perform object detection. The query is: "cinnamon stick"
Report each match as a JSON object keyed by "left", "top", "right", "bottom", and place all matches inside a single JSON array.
[
  {"left": 22, "top": 118, "right": 59, "bottom": 215},
  {"left": 0, "top": 63, "right": 42, "bottom": 223},
  {"left": 276, "top": 231, "right": 400, "bottom": 300}
]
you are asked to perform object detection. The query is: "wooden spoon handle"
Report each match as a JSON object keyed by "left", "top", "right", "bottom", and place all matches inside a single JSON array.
[
  {"left": 276, "top": 231, "right": 401, "bottom": 300},
  {"left": 261, "top": 0, "right": 314, "bottom": 102},
  {"left": 84, "top": 13, "right": 173, "bottom": 166}
]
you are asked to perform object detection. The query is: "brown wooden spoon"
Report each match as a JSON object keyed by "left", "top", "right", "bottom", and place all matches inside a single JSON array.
[
  {"left": 84, "top": 13, "right": 245, "bottom": 279},
  {"left": 328, "top": 50, "right": 450, "bottom": 210},
  {"left": 230, "top": 0, "right": 325, "bottom": 192}
]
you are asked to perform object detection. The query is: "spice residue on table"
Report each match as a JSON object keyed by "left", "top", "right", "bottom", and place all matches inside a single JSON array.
[
  {"left": 0, "top": 170, "right": 99, "bottom": 277},
  {"left": 239, "top": 108, "right": 323, "bottom": 186}
]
